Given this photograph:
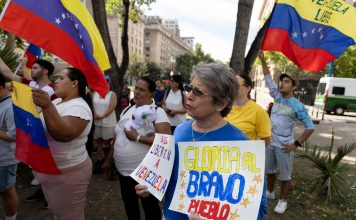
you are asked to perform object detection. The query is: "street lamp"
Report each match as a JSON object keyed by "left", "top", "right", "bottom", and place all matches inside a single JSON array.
[{"left": 169, "top": 55, "right": 176, "bottom": 76}]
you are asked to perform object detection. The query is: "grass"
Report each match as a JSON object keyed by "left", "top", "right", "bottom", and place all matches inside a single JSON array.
[
  {"left": 1, "top": 156, "right": 355, "bottom": 219},
  {"left": 265, "top": 156, "right": 356, "bottom": 220}
]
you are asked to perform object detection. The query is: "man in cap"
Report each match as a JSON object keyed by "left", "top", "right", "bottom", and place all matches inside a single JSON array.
[{"left": 259, "top": 52, "right": 314, "bottom": 214}]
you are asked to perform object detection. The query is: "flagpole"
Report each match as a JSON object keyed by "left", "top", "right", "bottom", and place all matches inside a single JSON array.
[
  {"left": 327, "top": 61, "right": 333, "bottom": 77},
  {"left": 14, "top": 46, "right": 29, "bottom": 75}
]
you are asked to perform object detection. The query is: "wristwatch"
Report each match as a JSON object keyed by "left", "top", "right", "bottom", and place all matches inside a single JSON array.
[{"left": 294, "top": 140, "right": 302, "bottom": 148}]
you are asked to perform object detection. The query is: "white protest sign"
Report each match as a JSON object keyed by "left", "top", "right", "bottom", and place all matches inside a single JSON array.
[
  {"left": 130, "top": 133, "right": 175, "bottom": 201},
  {"left": 168, "top": 140, "right": 265, "bottom": 220}
]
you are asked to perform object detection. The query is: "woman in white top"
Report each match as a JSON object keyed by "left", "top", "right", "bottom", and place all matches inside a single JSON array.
[
  {"left": 32, "top": 67, "right": 93, "bottom": 220},
  {"left": 162, "top": 75, "right": 187, "bottom": 133},
  {"left": 104, "top": 76, "right": 171, "bottom": 220},
  {"left": 92, "top": 75, "right": 117, "bottom": 160}
]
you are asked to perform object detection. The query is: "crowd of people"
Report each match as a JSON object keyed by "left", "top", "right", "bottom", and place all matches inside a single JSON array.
[{"left": 0, "top": 51, "right": 314, "bottom": 220}]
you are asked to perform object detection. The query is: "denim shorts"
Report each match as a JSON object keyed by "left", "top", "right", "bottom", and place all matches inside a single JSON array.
[
  {"left": 0, "top": 164, "right": 18, "bottom": 192},
  {"left": 265, "top": 145, "right": 294, "bottom": 181}
]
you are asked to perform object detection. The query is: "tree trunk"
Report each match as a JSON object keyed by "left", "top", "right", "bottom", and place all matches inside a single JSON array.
[
  {"left": 92, "top": 0, "right": 130, "bottom": 117},
  {"left": 230, "top": 0, "right": 254, "bottom": 75}
]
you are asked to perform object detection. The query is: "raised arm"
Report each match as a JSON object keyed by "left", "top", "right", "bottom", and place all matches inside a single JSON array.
[
  {"left": 0, "top": 57, "right": 21, "bottom": 82},
  {"left": 258, "top": 51, "right": 280, "bottom": 99}
]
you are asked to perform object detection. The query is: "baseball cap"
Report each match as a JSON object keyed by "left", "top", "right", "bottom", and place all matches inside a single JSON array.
[{"left": 279, "top": 73, "right": 298, "bottom": 86}]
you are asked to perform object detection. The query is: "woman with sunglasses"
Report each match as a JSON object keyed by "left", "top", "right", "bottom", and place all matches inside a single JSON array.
[
  {"left": 162, "top": 75, "right": 187, "bottom": 133},
  {"left": 135, "top": 64, "right": 261, "bottom": 219}
]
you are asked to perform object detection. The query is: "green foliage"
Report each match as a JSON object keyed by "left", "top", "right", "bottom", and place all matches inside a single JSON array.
[
  {"left": 126, "top": 54, "right": 147, "bottom": 78},
  {"left": 329, "top": 45, "right": 356, "bottom": 78},
  {"left": 297, "top": 129, "right": 356, "bottom": 203},
  {"left": 145, "top": 62, "right": 162, "bottom": 81},
  {"left": 0, "top": 45, "right": 19, "bottom": 72},
  {"left": 175, "top": 43, "right": 215, "bottom": 82},
  {"left": 106, "top": 0, "right": 156, "bottom": 23}
]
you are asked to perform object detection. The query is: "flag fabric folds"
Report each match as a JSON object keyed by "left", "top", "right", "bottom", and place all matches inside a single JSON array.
[
  {"left": 11, "top": 82, "right": 60, "bottom": 175},
  {"left": 25, "top": 44, "right": 41, "bottom": 70},
  {"left": 0, "top": 0, "right": 110, "bottom": 97},
  {"left": 261, "top": 0, "right": 356, "bottom": 72}
]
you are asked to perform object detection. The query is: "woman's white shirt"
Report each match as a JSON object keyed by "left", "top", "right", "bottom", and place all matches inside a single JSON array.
[
  {"left": 113, "top": 102, "right": 169, "bottom": 176},
  {"left": 41, "top": 98, "right": 92, "bottom": 169},
  {"left": 93, "top": 91, "right": 117, "bottom": 127},
  {"left": 165, "top": 89, "right": 186, "bottom": 126}
]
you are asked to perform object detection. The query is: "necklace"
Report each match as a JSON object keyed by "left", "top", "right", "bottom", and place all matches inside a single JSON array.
[{"left": 191, "top": 119, "right": 226, "bottom": 142}]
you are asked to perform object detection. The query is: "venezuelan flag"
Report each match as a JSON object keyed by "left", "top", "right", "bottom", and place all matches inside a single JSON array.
[
  {"left": 261, "top": 0, "right": 356, "bottom": 72},
  {"left": 0, "top": 0, "right": 110, "bottom": 97},
  {"left": 11, "top": 82, "right": 60, "bottom": 175},
  {"left": 25, "top": 43, "right": 41, "bottom": 70}
]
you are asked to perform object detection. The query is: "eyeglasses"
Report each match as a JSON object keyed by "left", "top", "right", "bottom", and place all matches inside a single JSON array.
[{"left": 183, "top": 84, "right": 211, "bottom": 97}]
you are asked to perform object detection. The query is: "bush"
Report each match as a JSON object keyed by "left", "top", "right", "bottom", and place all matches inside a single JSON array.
[{"left": 297, "top": 129, "right": 356, "bottom": 203}]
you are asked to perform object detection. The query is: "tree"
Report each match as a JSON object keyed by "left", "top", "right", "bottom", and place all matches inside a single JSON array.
[
  {"left": 145, "top": 61, "right": 162, "bottom": 81},
  {"left": 175, "top": 43, "right": 215, "bottom": 82},
  {"left": 92, "top": 0, "right": 156, "bottom": 115},
  {"left": 126, "top": 54, "right": 147, "bottom": 78},
  {"left": 230, "top": 0, "right": 254, "bottom": 74},
  {"left": 329, "top": 45, "right": 356, "bottom": 78},
  {"left": 92, "top": 0, "right": 127, "bottom": 109}
]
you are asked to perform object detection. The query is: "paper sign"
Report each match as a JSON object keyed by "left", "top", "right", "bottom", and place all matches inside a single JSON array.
[
  {"left": 130, "top": 133, "right": 175, "bottom": 201},
  {"left": 168, "top": 140, "right": 265, "bottom": 220}
]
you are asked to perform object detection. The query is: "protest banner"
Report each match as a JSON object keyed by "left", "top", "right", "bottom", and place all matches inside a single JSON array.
[
  {"left": 130, "top": 133, "right": 175, "bottom": 201},
  {"left": 169, "top": 140, "right": 265, "bottom": 220}
]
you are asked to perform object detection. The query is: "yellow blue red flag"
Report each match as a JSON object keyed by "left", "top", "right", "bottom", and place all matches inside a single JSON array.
[
  {"left": 0, "top": 0, "right": 110, "bottom": 97},
  {"left": 11, "top": 82, "right": 60, "bottom": 174},
  {"left": 25, "top": 43, "right": 42, "bottom": 70},
  {"left": 262, "top": 0, "right": 356, "bottom": 72}
]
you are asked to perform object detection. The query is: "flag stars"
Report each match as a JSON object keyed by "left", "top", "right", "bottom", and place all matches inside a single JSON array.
[
  {"left": 302, "top": 32, "right": 307, "bottom": 38},
  {"left": 320, "top": 34, "right": 324, "bottom": 39},
  {"left": 81, "top": 44, "right": 84, "bottom": 49},
  {"left": 61, "top": 13, "right": 66, "bottom": 19},
  {"left": 75, "top": 23, "right": 79, "bottom": 29},
  {"left": 318, "top": 27, "right": 323, "bottom": 32},
  {"left": 79, "top": 34, "right": 82, "bottom": 39},
  {"left": 55, "top": 18, "right": 61, "bottom": 25},
  {"left": 311, "top": 28, "right": 316, "bottom": 34},
  {"left": 292, "top": 32, "right": 298, "bottom": 38}
]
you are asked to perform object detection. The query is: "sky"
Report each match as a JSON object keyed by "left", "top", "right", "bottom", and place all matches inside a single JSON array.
[{"left": 143, "top": 0, "right": 264, "bottom": 62}]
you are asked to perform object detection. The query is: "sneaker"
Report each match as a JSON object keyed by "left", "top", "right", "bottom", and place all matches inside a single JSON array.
[
  {"left": 266, "top": 190, "right": 275, "bottom": 199},
  {"left": 30, "top": 177, "right": 40, "bottom": 186},
  {"left": 274, "top": 199, "right": 287, "bottom": 214},
  {"left": 24, "top": 188, "right": 45, "bottom": 203}
]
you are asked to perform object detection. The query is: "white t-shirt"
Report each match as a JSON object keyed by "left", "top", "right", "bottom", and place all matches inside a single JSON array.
[
  {"left": 28, "top": 81, "right": 55, "bottom": 99},
  {"left": 113, "top": 103, "right": 169, "bottom": 176},
  {"left": 165, "top": 89, "right": 186, "bottom": 126},
  {"left": 93, "top": 91, "right": 117, "bottom": 127},
  {"left": 41, "top": 98, "right": 92, "bottom": 169}
]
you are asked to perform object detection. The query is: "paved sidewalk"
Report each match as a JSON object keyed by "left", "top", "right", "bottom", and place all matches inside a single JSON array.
[{"left": 253, "top": 87, "right": 356, "bottom": 164}]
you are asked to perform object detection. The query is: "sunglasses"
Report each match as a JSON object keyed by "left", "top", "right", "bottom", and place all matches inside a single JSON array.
[{"left": 183, "top": 84, "right": 211, "bottom": 97}]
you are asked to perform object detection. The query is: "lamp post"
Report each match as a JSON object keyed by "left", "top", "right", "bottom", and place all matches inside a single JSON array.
[{"left": 169, "top": 56, "right": 176, "bottom": 76}]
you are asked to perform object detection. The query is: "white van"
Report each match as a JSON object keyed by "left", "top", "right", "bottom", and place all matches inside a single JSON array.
[{"left": 314, "top": 77, "right": 356, "bottom": 115}]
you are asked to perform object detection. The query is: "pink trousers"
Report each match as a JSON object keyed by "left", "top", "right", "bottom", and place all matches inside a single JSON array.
[{"left": 36, "top": 157, "right": 92, "bottom": 220}]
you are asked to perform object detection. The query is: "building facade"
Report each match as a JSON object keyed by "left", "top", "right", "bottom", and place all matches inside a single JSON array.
[{"left": 144, "top": 16, "right": 193, "bottom": 69}]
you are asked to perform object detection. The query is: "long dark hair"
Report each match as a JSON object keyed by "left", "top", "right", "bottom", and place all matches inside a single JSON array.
[
  {"left": 65, "top": 67, "right": 94, "bottom": 155},
  {"left": 65, "top": 67, "right": 93, "bottom": 109},
  {"left": 238, "top": 74, "right": 253, "bottom": 100}
]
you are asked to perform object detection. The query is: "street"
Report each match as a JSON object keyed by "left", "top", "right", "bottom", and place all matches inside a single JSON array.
[{"left": 254, "top": 87, "right": 356, "bottom": 164}]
